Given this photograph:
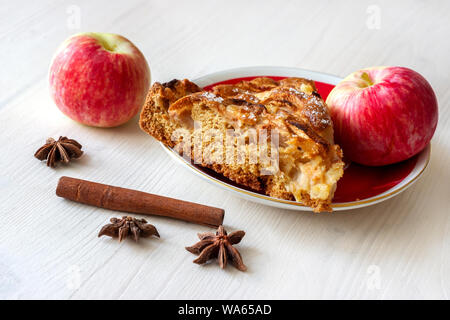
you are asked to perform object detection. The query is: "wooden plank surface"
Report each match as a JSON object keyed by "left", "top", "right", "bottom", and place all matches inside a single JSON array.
[{"left": 0, "top": 0, "right": 449, "bottom": 299}]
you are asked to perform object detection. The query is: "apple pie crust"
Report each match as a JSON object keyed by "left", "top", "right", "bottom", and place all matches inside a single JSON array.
[{"left": 139, "top": 77, "right": 344, "bottom": 212}]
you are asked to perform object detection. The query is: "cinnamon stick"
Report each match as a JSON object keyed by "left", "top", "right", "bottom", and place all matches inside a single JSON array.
[{"left": 56, "top": 176, "right": 224, "bottom": 227}]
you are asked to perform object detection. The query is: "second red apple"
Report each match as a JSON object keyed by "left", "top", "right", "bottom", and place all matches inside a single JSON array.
[{"left": 326, "top": 66, "right": 438, "bottom": 166}]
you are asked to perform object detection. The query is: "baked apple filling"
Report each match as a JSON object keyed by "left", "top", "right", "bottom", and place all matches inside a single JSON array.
[{"left": 140, "top": 77, "right": 344, "bottom": 212}]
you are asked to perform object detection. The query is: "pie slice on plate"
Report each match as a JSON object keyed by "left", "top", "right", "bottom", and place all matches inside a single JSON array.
[{"left": 139, "top": 77, "right": 344, "bottom": 212}]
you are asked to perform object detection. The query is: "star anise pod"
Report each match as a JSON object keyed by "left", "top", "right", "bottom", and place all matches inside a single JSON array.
[
  {"left": 34, "top": 136, "right": 83, "bottom": 168},
  {"left": 186, "top": 225, "right": 246, "bottom": 271},
  {"left": 98, "top": 216, "right": 160, "bottom": 242}
]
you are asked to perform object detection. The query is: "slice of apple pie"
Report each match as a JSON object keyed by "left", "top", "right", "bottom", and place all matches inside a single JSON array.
[{"left": 139, "top": 77, "right": 344, "bottom": 212}]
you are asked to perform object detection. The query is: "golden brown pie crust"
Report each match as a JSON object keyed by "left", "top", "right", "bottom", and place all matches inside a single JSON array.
[{"left": 139, "top": 77, "right": 344, "bottom": 212}]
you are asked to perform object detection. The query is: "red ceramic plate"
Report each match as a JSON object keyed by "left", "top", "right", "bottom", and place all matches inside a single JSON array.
[{"left": 161, "top": 66, "right": 431, "bottom": 211}]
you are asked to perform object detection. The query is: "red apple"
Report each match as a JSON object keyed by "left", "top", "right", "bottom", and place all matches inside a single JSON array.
[
  {"left": 49, "top": 32, "right": 150, "bottom": 127},
  {"left": 326, "top": 66, "right": 438, "bottom": 166}
]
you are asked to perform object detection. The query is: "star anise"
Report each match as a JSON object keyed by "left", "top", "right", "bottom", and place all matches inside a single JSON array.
[
  {"left": 186, "top": 225, "right": 246, "bottom": 271},
  {"left": 98, "top": 216, "right": 160, "bottom": 242},
  {"left": 34, "top": 136, "right": 83, "bottom": 168}
]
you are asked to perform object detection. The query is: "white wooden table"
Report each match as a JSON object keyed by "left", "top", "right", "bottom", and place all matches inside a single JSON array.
[{"left": 1, "top": 0, "right": 449, "bottom": 299}]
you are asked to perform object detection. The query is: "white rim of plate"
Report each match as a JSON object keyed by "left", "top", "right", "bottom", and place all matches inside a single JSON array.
[{"left": 160, "top": 66, "right": 431, "bottom": 211}]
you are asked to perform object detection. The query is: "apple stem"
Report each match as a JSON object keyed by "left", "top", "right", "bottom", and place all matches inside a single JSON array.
[{"left": 361, "top": 72, "right": 374, "bottom": 87}]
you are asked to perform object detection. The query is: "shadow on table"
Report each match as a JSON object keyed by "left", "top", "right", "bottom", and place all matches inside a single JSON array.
[{"left": 271, "top": 141, "right": 450, "bottom": 250}]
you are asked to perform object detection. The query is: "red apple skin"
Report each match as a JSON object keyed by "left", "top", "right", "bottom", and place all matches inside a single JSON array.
[
  {"left": 49, "top": 33, "right": 150, "bottom": 127},
  {"left": 326, "top": 66, "right": 438, "bottom": 166}
]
